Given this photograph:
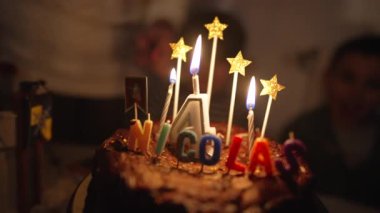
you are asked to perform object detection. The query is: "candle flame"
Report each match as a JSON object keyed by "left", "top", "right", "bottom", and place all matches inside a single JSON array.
[
  {"left": 169, "top": 68, "right": 176, "bottom": 84},
  {"left": 246, "top": 76, "right": 256, "bottom": 110},
  {"left": 190, "top": 35, "right": 202, "bottom": 75}
]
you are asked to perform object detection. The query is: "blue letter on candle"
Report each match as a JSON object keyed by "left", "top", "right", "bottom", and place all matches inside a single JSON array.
[{"left": 199, "top": 134, "right": 221, "bottom": 166}]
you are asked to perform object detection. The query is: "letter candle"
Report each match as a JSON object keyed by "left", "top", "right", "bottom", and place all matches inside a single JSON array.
[
  {"left": 226, "top": 136, "right": 247, "bottom": 173},
  {"left": 169, "top": 35, "right": 215, "bottom": 157},
  {"left": 169, "top": 38, "right": 192, "bottom": 119},
  {"left": 226, "top": 51, "right": 252, "bottom": 145},
  {"left": 259, "top": 75, "right": 285, "bottom": 137},
  {"left": 246, "top": 76, "right": 256, "bottom": 151},
  {"left": 128, "top": 113, "right": 153, "bottom": 155},
  {"left": 204, "top": 17, "right": 228, "bottom": 107},
  {"left": 190, "top": 35, "right": 202, "bottom": 94},
  {"left": 158, "top": 68, "right": 176, "bottom": 134}
]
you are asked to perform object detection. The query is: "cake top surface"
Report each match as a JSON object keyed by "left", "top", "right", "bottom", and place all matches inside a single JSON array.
[{"left": 92, "top": 128, "right": 314, "bottom": 212}]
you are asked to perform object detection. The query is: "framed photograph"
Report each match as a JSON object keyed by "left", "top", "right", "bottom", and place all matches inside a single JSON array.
[{"left": 124, "top": 76, "right": 148, "bottom": 114}]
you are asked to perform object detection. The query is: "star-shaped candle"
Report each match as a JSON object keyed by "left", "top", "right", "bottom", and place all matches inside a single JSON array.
[
  {"left": 259, "top": 75, "right": 285, "bottom": 137},
  {"left": 169, "top": 37, "right": 192, "bottom": 119},
  {"left": 204, "top": 17, "right": 228, "bottom": 106},
  {"left": 226, "top": 51, "right": 252, "bottom": 145}
]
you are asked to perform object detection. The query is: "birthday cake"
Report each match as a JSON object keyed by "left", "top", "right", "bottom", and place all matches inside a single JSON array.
[
  {"left": 84, "top": 127, "right": 319, "bottom": 213},
  {"left": 83, "top": 17, "right": 322, "bottom": 212}
]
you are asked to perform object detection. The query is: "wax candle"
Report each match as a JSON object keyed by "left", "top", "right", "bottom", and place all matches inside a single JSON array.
[
  {"left": 176, "top": 130, "right": 197, "bottom": 162},
  {"left": 199, "top": 134, "right": 221, "bottom": 166},
  {"left": 190, "top": 35, "right": 202, "bottom": 95},
  {"left": 246, "top": 76, "right": 256, "bottom": 151},
  {"left": 249, "top": 138, "right": 273, "bottom": 177},
  {"left": 170, "top": 38, "right": 192, "bottom": 119},
  {"left": 158, "top": 68, "right": 176, "bottom": 134},
  {"left": 275, "top": 133, "right": 306, "bottom": 176},
  {"left": 128, "top": 113, "right": 153, "bottom": 155},
  {"left": 155, "top": 121, "right": 171, "bottom": 156},
  {"left": 226, "top": 51, "right": 252, "bottom": 145},
  {"left": 226, "top": 136, "right": 247, "bottom": 173},
  {"left": 204, "top": 17, "right": 228, "bottom": 107}
]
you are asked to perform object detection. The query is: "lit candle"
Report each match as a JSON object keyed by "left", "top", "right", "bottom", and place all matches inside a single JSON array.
[
  {"left": 128, "top": 113, "right": 153, "bottom": 155},
  {"left": 155, "top": 121, "right": 171, "bottom": 156},
  {"left": 226, "top": 51, "right": 252, "bottom": 145},
  {"left": 158, "top": 68, "right": 176, "bottom": 134},
  {"left": 226, "top": 135, "right": 246, "bottom": 173},
  {"left": 169, "top": 38, "right": 192, "bottom": 120},
  {"left": 249, "top": 137, "right": 273, "bottom": 177},
  {"left": 246, "top": 76, "right": 256, "bottom": 151},
  {"left": 275, "top": 132, "right": 306, "bottom": 176},
  {"left": 204, "top": 17, "right": 228, "bottom": 107},
  {"left": 190, "top": 35, "right": 202, "bottom": 95},
  {"left": 259, "top": 75, "right": 285, "bottom": 138}
]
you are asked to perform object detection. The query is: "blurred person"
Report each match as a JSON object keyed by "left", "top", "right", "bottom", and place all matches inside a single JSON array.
[
  {"left": 0, "top": 0, "right": 189, "bottom": 143},
  {"left": 282, "top": 35, "right": 380, "bottom": 208}
]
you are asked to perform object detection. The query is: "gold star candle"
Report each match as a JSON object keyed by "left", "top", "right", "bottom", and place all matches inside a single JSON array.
[
  {"left": 259, "top": 75, "right": 285, "bottom": 137},
  {"left": 169, "top": 38, "right": 192, "bottom": 119},
  {"left": 226, "top": 51, "right": 252, "bottom": 145},
  {"left": 204, "top": 17, "right": 228, "bottom": 107}
]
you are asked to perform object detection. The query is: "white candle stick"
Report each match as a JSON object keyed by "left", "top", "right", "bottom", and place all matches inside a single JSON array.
[
  {"left": 158, "top": 68, "right": 176, "bottom": 135},
  {"left": 226, "top": 72, "right": 238, "bottom": 145},
  {"left": 134, "top": 102, "right": 138, "bottom": 120},
  {"left": 206, "top": 36, "right": 217, "bottom": 106},
  {"left": 225, "top": 51, "right": 252, "bottom": 145},
  {"left": 260, "top": 96, "right": 272, "bottom": 138},
  {"left": 205, "top": 17, "right": 228, "bottom": 109},
  {"left": 173, "top": 59, "right": 182, "bottom": 119},
  {"left": 169, "top": 38, "right": 192, "bottom": 120}
]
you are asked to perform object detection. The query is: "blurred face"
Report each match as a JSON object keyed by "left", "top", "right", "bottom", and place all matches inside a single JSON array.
[{"left": 325, "top": 52, "right": 380, "bottom": 128}]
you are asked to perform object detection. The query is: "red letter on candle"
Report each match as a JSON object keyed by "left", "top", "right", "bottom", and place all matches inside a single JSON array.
[
  {"left": 249, "top": 138, "right": 273, "bottom": 176},
  {"left": 226, "top": 136, "right": 247, "bottom": 172}
]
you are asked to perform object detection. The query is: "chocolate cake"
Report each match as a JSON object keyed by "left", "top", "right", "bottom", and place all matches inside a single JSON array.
[{"left": 84, "top": 128, "right": 324, "bottom": 213}]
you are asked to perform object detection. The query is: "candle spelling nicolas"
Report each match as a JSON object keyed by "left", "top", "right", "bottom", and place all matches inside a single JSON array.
[{"left": 84, "top": 16, "right": 319, "bottom": 213}]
